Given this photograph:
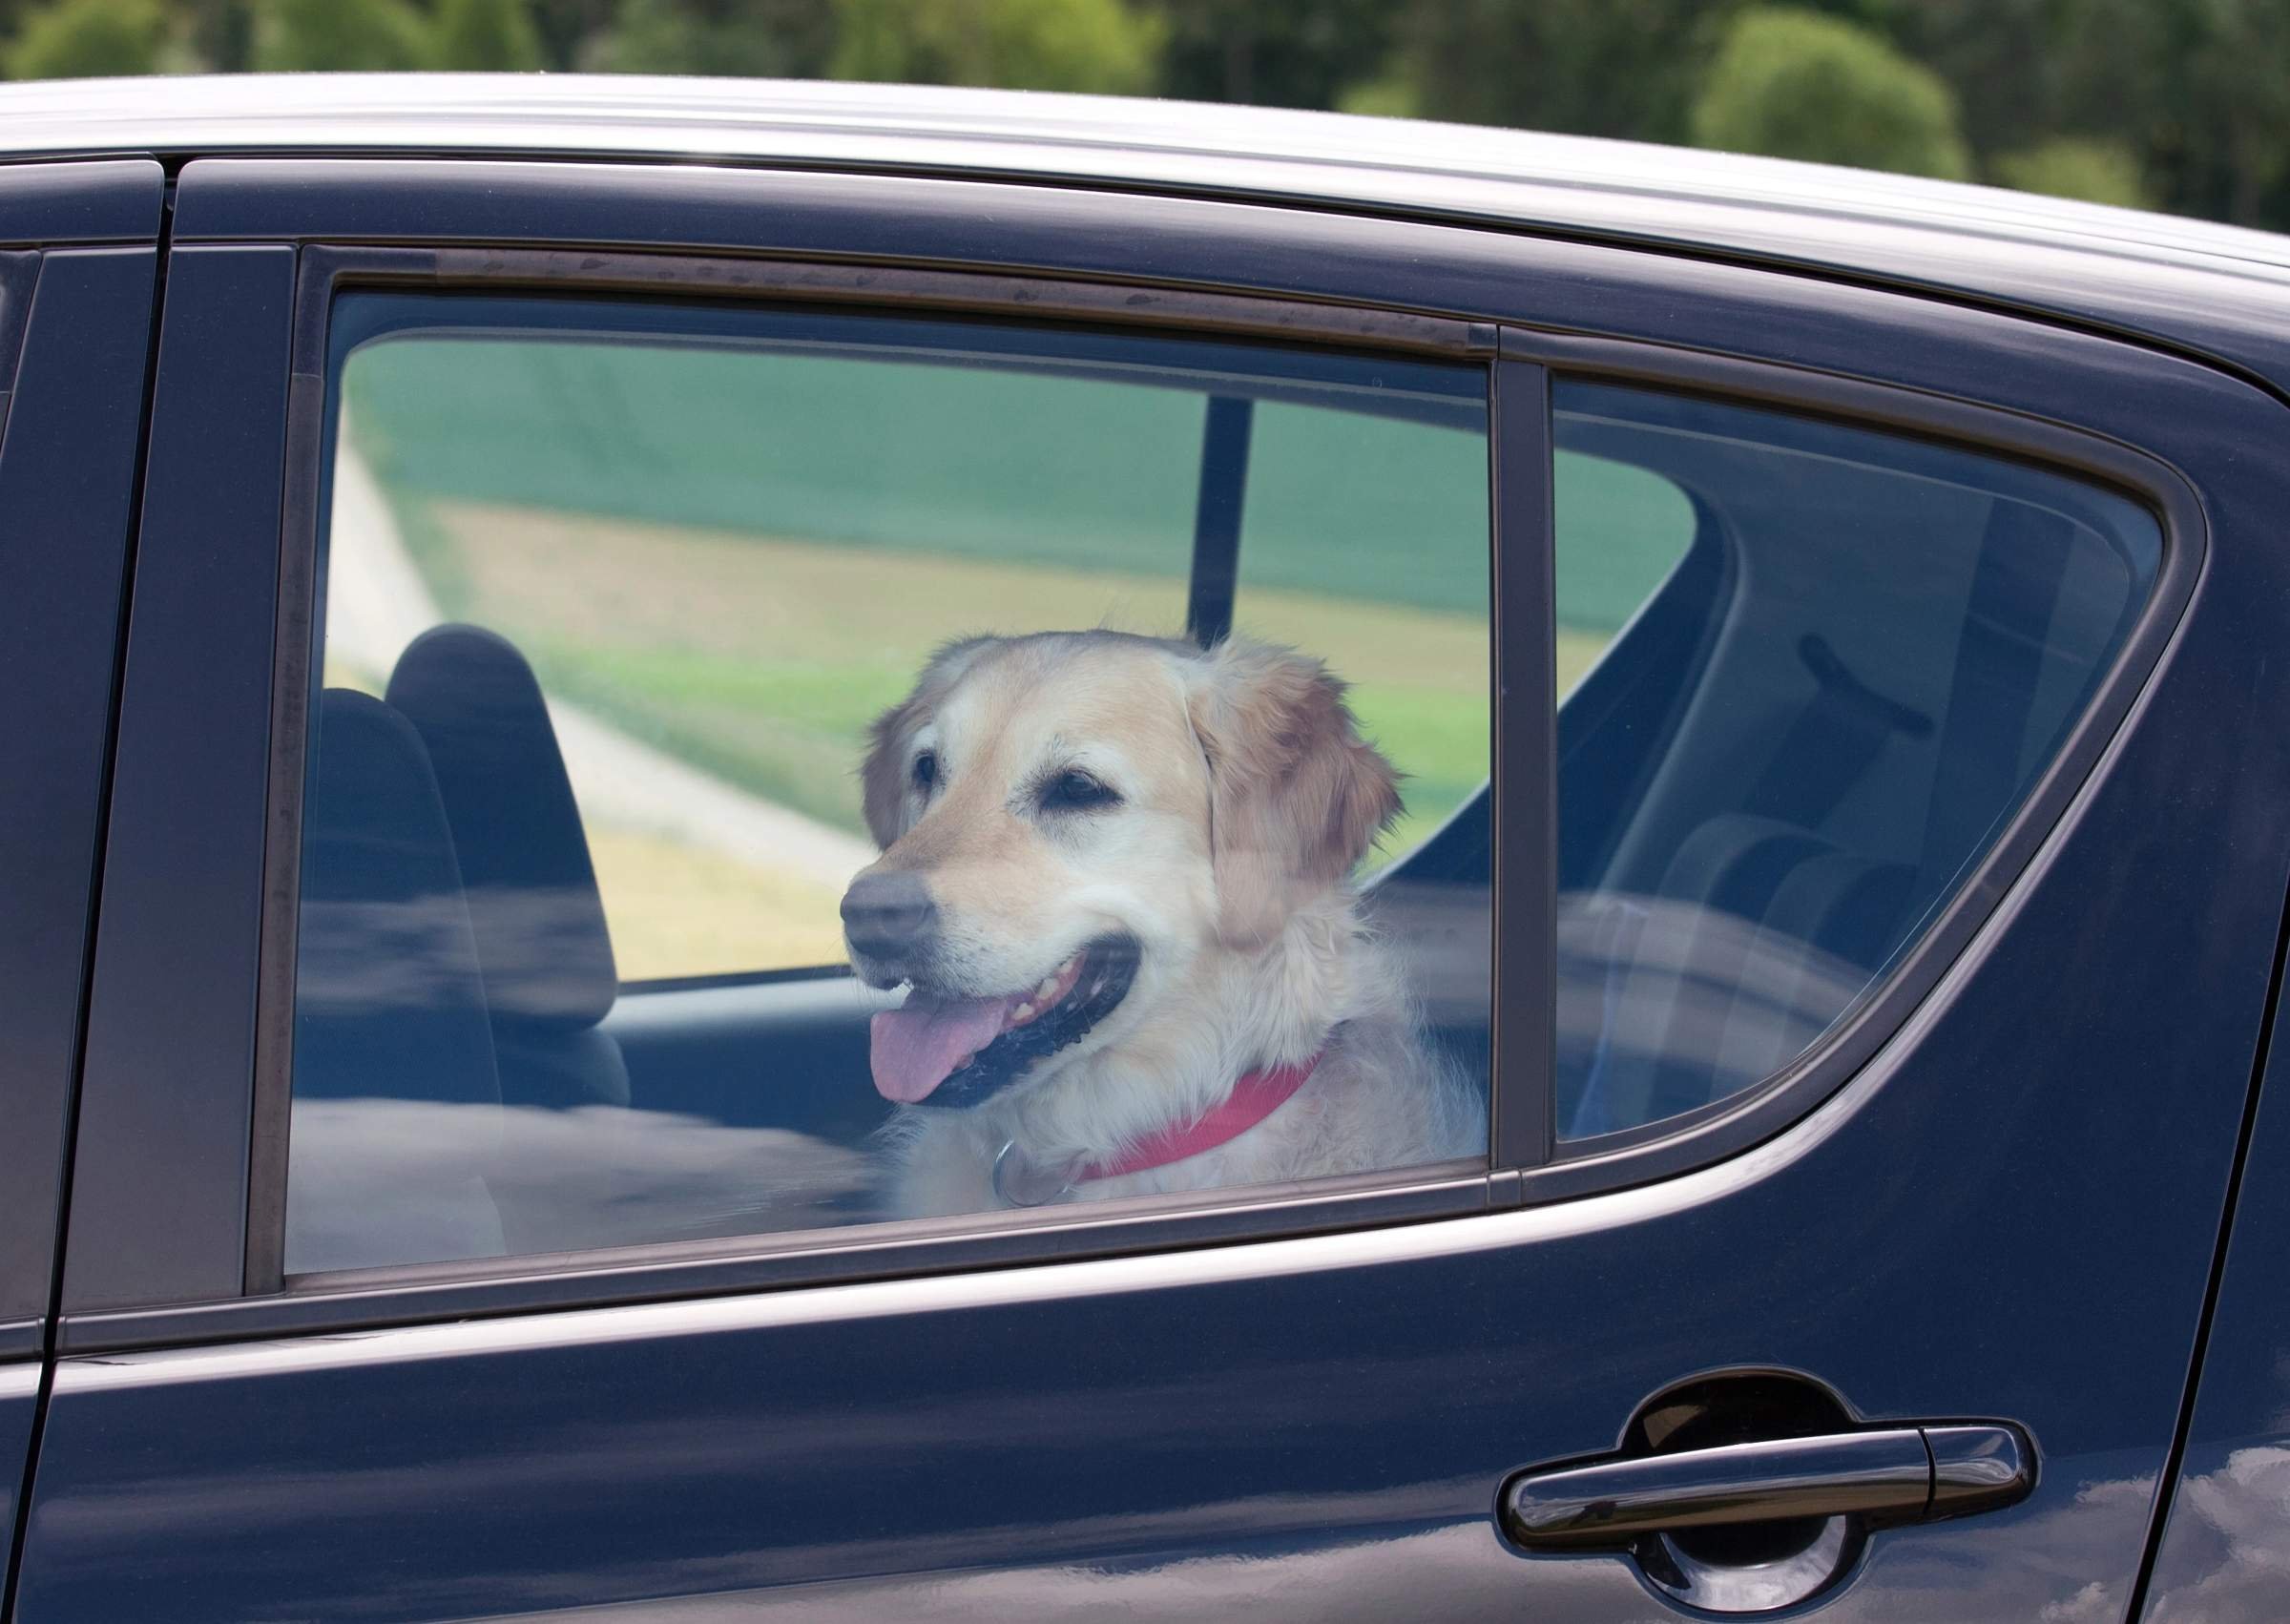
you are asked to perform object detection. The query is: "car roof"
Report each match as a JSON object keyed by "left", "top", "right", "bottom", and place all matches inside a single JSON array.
[{"left": 10, "top": 73, "right": 2290, "bottom": 393}]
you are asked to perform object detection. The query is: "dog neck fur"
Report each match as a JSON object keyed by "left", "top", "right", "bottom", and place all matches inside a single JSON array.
[{"left": 957, "top": 884, "right": 1403, "bottom": 1170}]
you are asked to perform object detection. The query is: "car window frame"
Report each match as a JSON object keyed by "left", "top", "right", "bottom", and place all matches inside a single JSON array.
[
  {"left": 54, "top": 157, "right": 2204, "bottom": 1355},
  {"left": 249, "top": 243, "right": 1526, "bottom": 1298}
]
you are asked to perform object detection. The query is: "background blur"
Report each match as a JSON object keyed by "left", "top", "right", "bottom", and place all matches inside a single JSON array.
[{"left": 4, "top": 0, "right": 2288, "bottom": 228}]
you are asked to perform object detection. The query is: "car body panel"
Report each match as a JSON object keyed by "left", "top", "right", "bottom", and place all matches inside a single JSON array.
[
  {"left": 0, "top": 1366, "right": 35, "bottom": 1590},
  {"left": 0, "top": 162, "right": 158, "bottom": 1623},
  {"left": 0, "top": 152, "right": 163, "bottom": 1380},
  {"left": 0, "top": 240, "right": 161, "bottom": 1352},
  {"left": 2140, "top": 986, "right": 2290, "bottom": 1620},
  {"left": 6, "top": 76, "right": 2290, "bottom": 394},
  {"left": 57, "top": 244, "right": 297, "bottom": 1316},
  {"left": 0, "top": 156, "right": 159, "bottom": 248},
  {"left": 14, "top": 143, "right": 2290, "bottom": 1621}
]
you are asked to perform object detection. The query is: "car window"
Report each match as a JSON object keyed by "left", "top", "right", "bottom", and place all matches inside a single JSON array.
[
  {"left": 288, "top": 292, "right": 1492, "bottom": 1274},
  {"left": 1552, "top": 381, "right": 2162, "bottom": 1138},
  {"left": 1553, "top": 448, "right": 1697, "bottom": 696}
]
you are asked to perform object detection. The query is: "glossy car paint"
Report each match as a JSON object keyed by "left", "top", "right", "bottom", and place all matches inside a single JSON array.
[
  {"left": 0, "top": 240, "right": 162, "bottom": 1355},
  {"left": 1, "top": 75, "right": 2288, "bottom": 390},
  {"left": 57, "top": 244, "right": 297, "bottom": 1314},
  {"left": 0, "top": 161, "right": 159, "bottom": 1624},
  {"left": 0, "top": 1368, "right": 33, "bottom": 1594},
  {"left": 7, "top": 130, "right": 2288, "bottom": 1623},
  {"left": 0, "top": 161, "right": 161, "bottom": 1356},
  {"left": 2140, "top": 979, "right": 2290, "bottom": 1621}
]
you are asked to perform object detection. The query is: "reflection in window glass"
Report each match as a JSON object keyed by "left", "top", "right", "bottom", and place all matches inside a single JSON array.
[
  {"left": 288, "top": 296, "right": 1491, "bottom": 1273},
  {"left": 1554, "top": 449, "right": 1696, "bottom": 696},
  {"left": 1553, "top": 383, "right": 2160, "bottom": 1138}
]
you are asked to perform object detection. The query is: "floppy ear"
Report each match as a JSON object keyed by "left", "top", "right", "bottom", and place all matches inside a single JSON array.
[
  {"left": 859, "top": 698, "right": 920, "bottom": 850},
  {"left": 1186, "top": 638, "right": 1402, "bottom": 947},
  {"left": 859, "top": 636, "right": 995, "bottom": 848}
]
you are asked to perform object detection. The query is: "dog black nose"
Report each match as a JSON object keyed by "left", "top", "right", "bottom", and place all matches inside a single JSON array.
[{"left": 841, "top": 871, "right": 939, "bottom": 961}]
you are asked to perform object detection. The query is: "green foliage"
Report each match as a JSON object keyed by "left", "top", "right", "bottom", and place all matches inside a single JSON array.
[
  {"left": 6, "top": 0, "right": 166, "bottom": 78},
  {"left": 830, "top": 0, "right": 1161, "bottom": 94},
  {"left": 1146, "top": 0, "right": 1394, "bottom": 111},
  {"left": 2051, "top": 0, "right": 2290, "bottom": 226},
  {"left": 1691, "top": 6, "right": 1970, "bottom": 179},
  {"left": 1372, "top": 0, "right": 1735, "bottom": 146},
  {"left": 250, "top": 0, "right": 431, "bottom": 71},
  {"left": 1336, "top": 67, "right": 1416, "bottom": 119},
  {"left": 1992, "top": 137, "right": 2153, "bottom": 209},
  {"left": 585, "top": 0, "right": 835, "bottom": 77},
  {"left": 433, "top": 0, "right": 543, "bottom": 69}
]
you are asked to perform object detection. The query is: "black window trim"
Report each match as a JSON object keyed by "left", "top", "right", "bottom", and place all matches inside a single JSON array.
[{"left": 55, "top": 240, "right": 2199, "bottom": 1357}]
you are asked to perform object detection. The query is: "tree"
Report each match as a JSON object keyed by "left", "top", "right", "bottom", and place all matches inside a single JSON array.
[
  {"left": 531, "top": 0, "right": 621, "bottom": 68},
  {"left": 250, "top": 0, "right": 432, "bottom": 71},
  {"left": 1992, "top": 136, "right": 2153, "bottom": 209},
  {"left": 1145, "top": 0, "right": 1393, "bottom": 111},
  {"left": 586, "top": 0, "right": 836, "bottom": 77},
  {"left": 2058, "top": 0, "right": 2290, "bottom": 228},
  {"left": 830, "top": 0, "right": 1161, "bottom": 95},
  {"left": 434, "top": 0, "right": 545, "bottom": 70},
  {"left": 1365, "top": 1, "right": 1739, "bottom": 146},
  {"left": 6, "top": 0, "right": 165, "bottom": 78},
  {"left": 1690, "top": 6, "right": 1971, "bottom": 179},
  {"left": 1881, "top": 0, "right": 2070, "bottom": 164}
]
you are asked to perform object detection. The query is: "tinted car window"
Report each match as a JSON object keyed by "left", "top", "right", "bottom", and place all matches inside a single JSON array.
[
  {"left": 288, "top": 293, "right": 1492, "bottom": 1273},
  {"left": 1553, "top": 382, "right": 2162, "bottom": 1138}
]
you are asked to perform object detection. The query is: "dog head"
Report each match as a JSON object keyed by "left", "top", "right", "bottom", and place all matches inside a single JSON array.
[{"left": 844, "top": 631, "right": 1400, "bottom": 1110}]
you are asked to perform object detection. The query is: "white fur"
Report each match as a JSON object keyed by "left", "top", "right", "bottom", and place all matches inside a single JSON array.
[{"left": 849, "top": 632, "right": 1485, "bottom": 1218}]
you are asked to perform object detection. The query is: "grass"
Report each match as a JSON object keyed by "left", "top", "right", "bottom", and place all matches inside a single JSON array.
[
  {"left": 335, "top": 325, "right": 1678, "bottom": 976},
  {"left": 351, "top": 489, "right": 1633, "bottom": 978},
  {"left": 406, "top": 497, "right": 1503, "bottom": 851},
  {"left": 586, "top": 822, "right": 851, "bottom": 977}
]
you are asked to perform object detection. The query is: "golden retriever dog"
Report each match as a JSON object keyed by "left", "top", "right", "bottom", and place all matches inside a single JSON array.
[{"left": 841, "top": 631, "right": 1483, "bottom": 1216}]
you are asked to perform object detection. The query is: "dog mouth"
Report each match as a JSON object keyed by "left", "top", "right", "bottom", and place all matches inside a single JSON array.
[{"left": 868, "top": 934, "right": 1140, "bottom": 1110}]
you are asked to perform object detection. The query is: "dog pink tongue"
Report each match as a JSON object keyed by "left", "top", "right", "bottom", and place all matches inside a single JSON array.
[{"left": 870, "top": 991, "right": 1016, "bottom": 1102}]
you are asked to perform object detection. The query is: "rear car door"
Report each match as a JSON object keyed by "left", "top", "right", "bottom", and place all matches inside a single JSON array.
[
  {"left": 18, "top": 156, "right": 2290, "bottom": 1622},
  {"left": 0, "top": 157, "right": 161, "bottom": 1603}
]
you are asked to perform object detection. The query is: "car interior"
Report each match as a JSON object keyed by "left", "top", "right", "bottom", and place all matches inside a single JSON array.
[{"left": 286, "top": 349, "right": 2157, "bottom": 1273}]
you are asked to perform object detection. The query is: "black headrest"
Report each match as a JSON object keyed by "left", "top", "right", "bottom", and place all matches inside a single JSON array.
[
  {"left": 387, "top": 624, "right": 618, "bottom": 1031},
  {"left": 294, "top": 689, "right": 500, "bottom": 1108}
]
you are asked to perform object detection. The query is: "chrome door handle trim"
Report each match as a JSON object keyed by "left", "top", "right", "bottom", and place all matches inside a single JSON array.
[{"left": 1500, "top": 1423, "right": 2032, "bottom": 1551}]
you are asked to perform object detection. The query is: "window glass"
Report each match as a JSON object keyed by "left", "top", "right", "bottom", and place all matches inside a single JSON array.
[
  {"left": 1553, "top": 381, "right": 2160, "bottom": 1138},
  {"left": 1554, "top": 448, "right": 1697, "bottom": 696},
  {"left": 288, "top": 293, "right": 1491, "bottom": 1274}
]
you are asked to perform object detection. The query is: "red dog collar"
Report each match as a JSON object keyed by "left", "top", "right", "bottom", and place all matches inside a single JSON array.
[{"left": 1080, "top": 1051, "right": 1322, "bottom": 1183}]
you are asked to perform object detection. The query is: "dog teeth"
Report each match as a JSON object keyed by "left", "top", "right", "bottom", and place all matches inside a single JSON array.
[
  {"left": 1012, "top": 1001, "right": 1035, "bottom": 1021},
  {"left": 1035, "top": 976, "right": 1058, "bottom": 998}
]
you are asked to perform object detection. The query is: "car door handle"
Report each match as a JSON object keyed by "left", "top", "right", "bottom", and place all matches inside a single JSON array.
[{"left": 1501, "top": 1423, "right": 2032, "bottom": 1551}]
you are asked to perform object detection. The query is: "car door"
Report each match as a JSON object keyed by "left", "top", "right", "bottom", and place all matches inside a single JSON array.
[
  {"left": 2139, "top": 943, "right": 2290, "bottom": 1619},
  {"left": 0, "top": 157, "right": 161, "bottom": 1605},
  {"left": 16, "top": 156, "right": 2290, "bottom": 1624}
]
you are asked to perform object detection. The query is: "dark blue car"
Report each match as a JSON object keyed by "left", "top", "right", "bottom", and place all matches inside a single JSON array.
[{"left": 3, "top": 73, "right": 2289, "bottom": 1622}]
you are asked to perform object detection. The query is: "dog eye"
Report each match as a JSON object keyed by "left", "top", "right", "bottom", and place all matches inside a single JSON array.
[
  {"left": 911, "top": 751, "right": 938, "bottom": 792},
  {"left": 1041, "top": 769, "right": 1120, "bottom": 813}
]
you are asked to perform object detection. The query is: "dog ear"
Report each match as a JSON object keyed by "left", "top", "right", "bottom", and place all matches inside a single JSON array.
[
  {"left": 860, "top": 636, "right": 995, "bottom": 848},
  {"left": 1186, "top": 638, "right": 1402, "bottom": 947}
]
